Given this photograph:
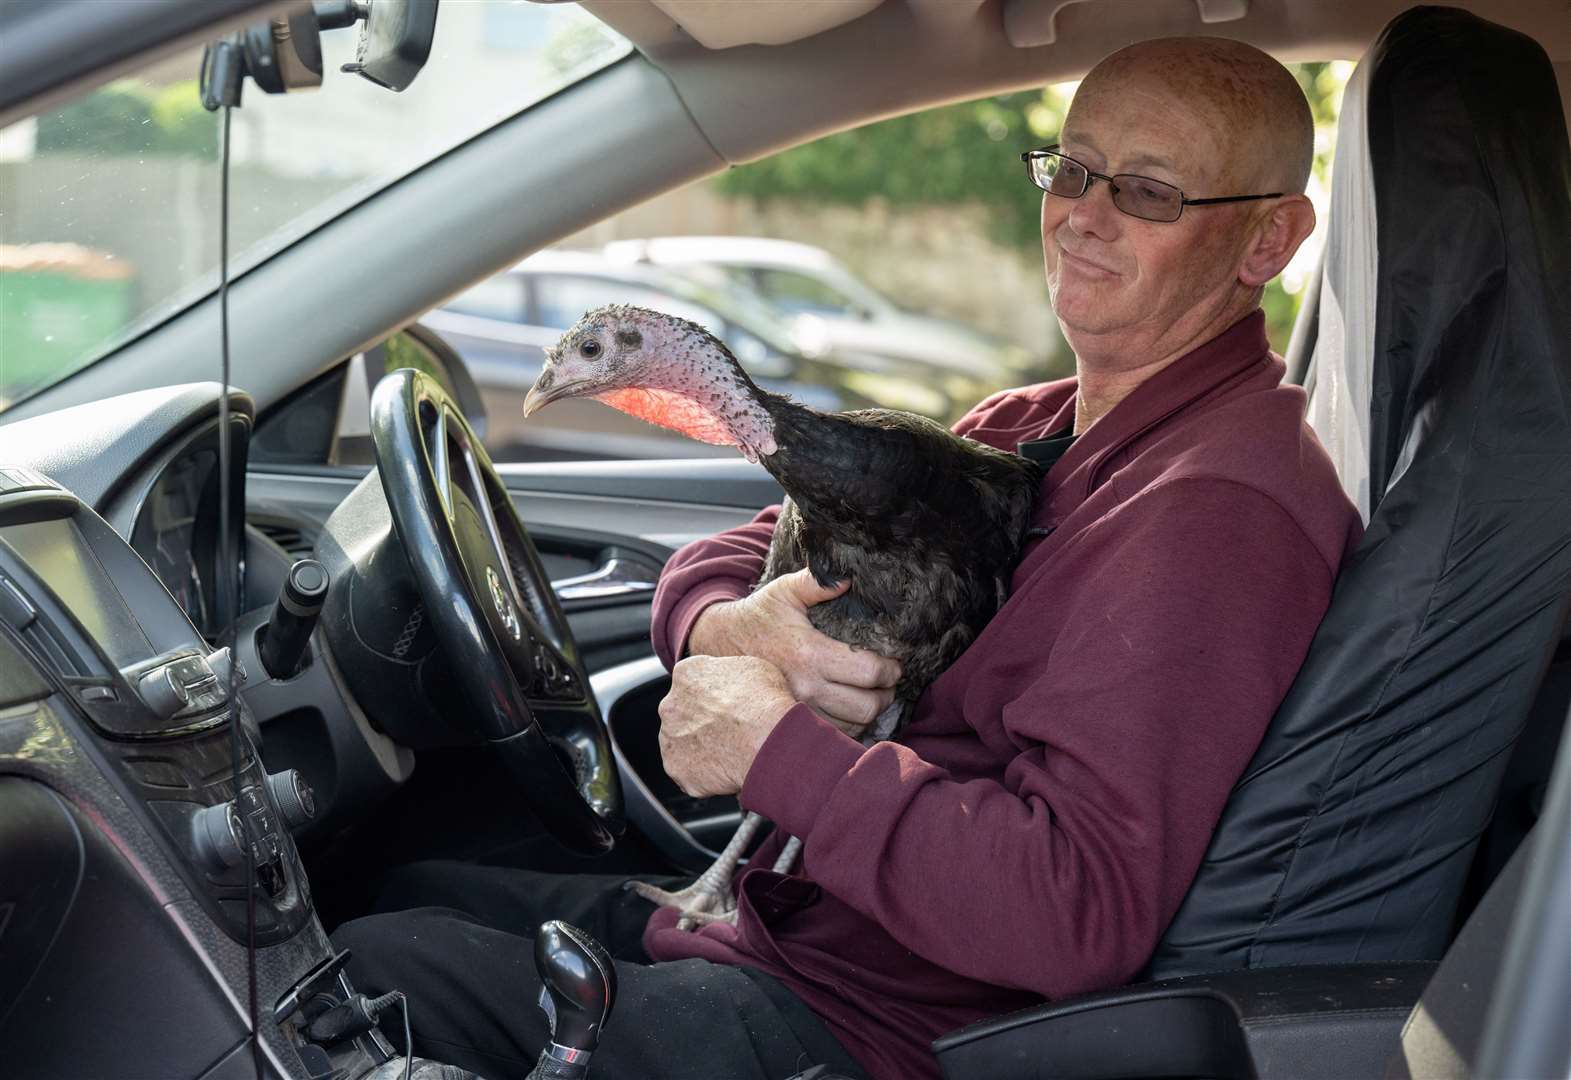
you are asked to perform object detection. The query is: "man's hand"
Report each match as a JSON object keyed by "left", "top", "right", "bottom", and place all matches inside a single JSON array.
[
  {"left": 687, "top": 569, "right": 901, "bottom": 735},
  {"left": 658, "top": 655, "right": 798, "bottom": 797}
]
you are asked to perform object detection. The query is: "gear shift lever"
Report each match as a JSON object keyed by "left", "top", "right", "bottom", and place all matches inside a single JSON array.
[{"left": 526, "top": 921, "right": 617, "bottom": 1080}]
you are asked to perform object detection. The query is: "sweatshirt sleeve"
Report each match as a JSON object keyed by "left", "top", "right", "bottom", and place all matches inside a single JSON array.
[
  {"left": 738, "top": 478, "right": 1336, "bottom": 998},
  {"left": 650, "top": 505, "right": 780, "bottom": 671}
]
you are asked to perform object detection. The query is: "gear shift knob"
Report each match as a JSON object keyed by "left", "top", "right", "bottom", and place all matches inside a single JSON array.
[{"left": 528, "top": 921, "right": 616, "bottom": 1079}]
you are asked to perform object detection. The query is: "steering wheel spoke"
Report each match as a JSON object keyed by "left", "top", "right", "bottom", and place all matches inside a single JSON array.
[{"left": 423, "top": 399, "right": 454, "bottom": 516}]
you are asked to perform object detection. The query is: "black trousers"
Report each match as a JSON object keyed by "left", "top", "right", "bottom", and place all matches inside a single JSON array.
[{"left": 333, "top": 861, "right": 868, "bottom": 1080}]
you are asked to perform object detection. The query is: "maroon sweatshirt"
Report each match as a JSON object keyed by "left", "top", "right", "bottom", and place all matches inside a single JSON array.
[{"left": 642, "top": 311, "right": 1363, "bottom": 1079}]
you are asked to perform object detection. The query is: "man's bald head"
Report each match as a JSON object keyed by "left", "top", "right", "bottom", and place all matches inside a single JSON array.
[
  {"left": 1074, "top": 37, "right": 1313, "bottom": 194},
  {"left": 1041, "top": 36, "right": 1319, "bottom": 392}
]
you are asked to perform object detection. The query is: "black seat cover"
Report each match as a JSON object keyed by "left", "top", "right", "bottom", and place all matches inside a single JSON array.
[{"left": 1150, "top": 6, "right": 1571, "bottom": 977}]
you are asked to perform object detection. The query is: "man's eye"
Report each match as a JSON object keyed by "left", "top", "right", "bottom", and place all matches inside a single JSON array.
[{"left": 580, "top": 340, "right": 601, "bottom": 359}]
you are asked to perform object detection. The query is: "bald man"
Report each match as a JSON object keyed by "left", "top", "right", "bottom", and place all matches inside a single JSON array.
[{"left": 336, "top": 38, "right": 1362, "bottom": 1080}]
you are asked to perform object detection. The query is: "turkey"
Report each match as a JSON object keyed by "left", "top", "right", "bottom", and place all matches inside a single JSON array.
[{"left": 521, "top": 305, "right": 1043, "bottom": 929}]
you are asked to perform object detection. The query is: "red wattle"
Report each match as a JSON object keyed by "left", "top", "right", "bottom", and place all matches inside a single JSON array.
[{"left": 592, "top": 387, "right": 737, "bottom": 447}]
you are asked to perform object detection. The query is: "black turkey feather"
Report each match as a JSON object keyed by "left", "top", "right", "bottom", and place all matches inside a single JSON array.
[{"left": 759, "top": 400, "right": 1041, "bottom": 716}]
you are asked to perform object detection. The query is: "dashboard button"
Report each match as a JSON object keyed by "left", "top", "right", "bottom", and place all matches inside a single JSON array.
[
  {"left": 265, "top": 769, "right": 317, "bottom": 831},
  {"left": 138, "top": 665, "right": 191, "bottom": 720},
  {"left": 191, "top": 801, "right": 246, "bottom": 871}
]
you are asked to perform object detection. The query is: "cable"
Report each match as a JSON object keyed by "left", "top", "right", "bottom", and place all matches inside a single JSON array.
[
  {"left": 216, "top": 100, "right": 263, "bottom": 1080},
  {"left": 398, "top": 992, "right": 413, "bottom": 1080},
  {"left": 305, "top": 990, "right": 412, "bottom": 1080}
]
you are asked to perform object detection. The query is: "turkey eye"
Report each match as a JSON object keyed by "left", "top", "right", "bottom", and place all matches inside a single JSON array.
[{"left": 579, "top": 340, "right": 602, "bottom": 360}]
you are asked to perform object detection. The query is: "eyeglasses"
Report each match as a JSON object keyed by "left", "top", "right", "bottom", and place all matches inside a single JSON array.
[{"left": 1021, "top": 145, "right": 1283, "bottom": 224}]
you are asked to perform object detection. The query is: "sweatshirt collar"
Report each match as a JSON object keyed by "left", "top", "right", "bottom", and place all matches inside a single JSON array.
[{"left": 1040, "top": 309, "right": 1275, "bottom": 500}]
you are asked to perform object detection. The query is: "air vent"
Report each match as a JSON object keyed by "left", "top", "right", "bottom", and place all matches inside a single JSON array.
[{"left": 255, "top": 522, "right": 316, "bottom": 560}]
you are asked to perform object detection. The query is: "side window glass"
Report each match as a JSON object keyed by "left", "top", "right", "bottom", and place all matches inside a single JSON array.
[
  {"left": 754, "top": 270, "right": 855, "bottom": 316},
  {"left": 252, "top": 328, "right": 481, "bottom": 468},
  {"left": 429, "top": 63, "right": 1348, "bottom": 466},
  {"left": 444, "top": 277, "right": 525, "bottom": 322},
  {"left": 532, "top": 276, "right": 710, "bottom": 330},
  {"left": 533, "top": 276, "right": 621, "bottom": 329}
]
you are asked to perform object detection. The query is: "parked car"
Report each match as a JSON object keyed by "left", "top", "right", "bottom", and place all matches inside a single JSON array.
[
  {"left": 425, "top": 249, "right": 964, "bottom": 460},
  {"left": 603, "top": 234, "right": 1053, "bottom": 382}
]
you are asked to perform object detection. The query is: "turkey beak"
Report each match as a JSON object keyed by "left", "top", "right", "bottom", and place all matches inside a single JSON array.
[
  {"left": 522, "top": 369, "right": 580, "bottom": 418},
  {"left": 521, "top": 374, "right": 554, "bottom": 419}
]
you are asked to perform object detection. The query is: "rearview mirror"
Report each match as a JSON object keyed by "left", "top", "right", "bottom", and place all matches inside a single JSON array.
[{"left": 337, "top": 0, "right": 439, "bottom": 92}]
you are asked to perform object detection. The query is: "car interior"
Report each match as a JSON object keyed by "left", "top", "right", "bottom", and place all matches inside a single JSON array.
[{"left": 0, "top": 2, "right": 1568, "bottom": 1079}]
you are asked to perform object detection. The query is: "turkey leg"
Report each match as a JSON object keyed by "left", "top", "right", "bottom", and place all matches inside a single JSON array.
[
  {"left": 629, "top": 704, "right": 902, "bottom": 929},
  {"left": 625, "top": 810, "right": 765, "bottom": 930},
  {"left": 770, "top": 834, "right": 803, "bottom": 875}
]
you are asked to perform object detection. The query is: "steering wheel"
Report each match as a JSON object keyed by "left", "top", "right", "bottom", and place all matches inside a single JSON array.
[{"left": 367, "top": 368, "right": 623, "bottom": 854}]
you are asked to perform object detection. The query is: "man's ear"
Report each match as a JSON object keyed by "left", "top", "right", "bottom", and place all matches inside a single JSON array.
[{"left": 1239, "top": 194, "right": 1316, "bottom": 287}]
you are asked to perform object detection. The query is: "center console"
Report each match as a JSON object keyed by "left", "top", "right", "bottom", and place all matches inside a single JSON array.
[{"left": 0, "top": 471, "right": 466, "bottom": 1079}]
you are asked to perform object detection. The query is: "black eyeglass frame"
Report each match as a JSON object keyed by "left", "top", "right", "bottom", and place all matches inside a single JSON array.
[{"left": 1021, "top": 145, "right": 1284, "bottom": 223}]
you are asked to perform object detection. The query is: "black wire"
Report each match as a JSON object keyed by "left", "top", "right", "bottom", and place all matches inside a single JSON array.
[
  {"left": 216, "top": 100, "right": 263, "bottom": 1080},
  {"left": 398, "top": 992, "right": 413, "bottom": 1080},
  {"left": 365, "top": 991, "right": 413, "bottom": 1080}
]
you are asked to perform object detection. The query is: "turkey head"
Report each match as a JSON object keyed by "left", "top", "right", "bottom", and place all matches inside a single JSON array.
[{"left": 521, "top": 305, "right": 780, "bottom": 463}]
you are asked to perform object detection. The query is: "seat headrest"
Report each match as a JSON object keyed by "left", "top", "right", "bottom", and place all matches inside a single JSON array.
[{"left": 1306, "top": 4, "right": 1571, "bottom": 520}]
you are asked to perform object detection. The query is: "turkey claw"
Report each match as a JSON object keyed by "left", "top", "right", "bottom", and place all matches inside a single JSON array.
[
  {"left": 624, "top": 878, "right": 736, "bottom": 931},
  {"left": 677, "top": 907, "right": 739, "bottom": 931}
]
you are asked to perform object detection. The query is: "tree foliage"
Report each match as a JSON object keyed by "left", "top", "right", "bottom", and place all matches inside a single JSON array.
[
  {"left": 36, "top": 80, "right": 217, "bottom": 159},
  {"left": 715, "top": 85, "right": 1073, "bottom": 253},
  {"left": 712, "top": 64, "right": 1348, "bottom": 349}
]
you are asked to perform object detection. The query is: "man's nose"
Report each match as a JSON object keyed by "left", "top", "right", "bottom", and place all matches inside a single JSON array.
[{"left": 1066, "top": 178, "right": 1122, "bottom": 241}]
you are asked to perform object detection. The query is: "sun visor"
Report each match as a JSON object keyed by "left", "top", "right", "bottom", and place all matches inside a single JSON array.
[
  {"left": 1304, "top": 55, "right": 1377, "bottom": 521},
  {"left": 649, "top": 0, "right": 883, "bottom": 49}
]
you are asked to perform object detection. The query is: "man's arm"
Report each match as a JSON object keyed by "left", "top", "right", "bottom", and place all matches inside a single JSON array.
[
  {"left": 651, "top": 505, "right": 780, "bottom": 670},
  {"left": 735, "top": 478, "right": 1336, "bottom": 999},
  {"left": 651, "top": 507, "right": 900, "bottom": 731}
]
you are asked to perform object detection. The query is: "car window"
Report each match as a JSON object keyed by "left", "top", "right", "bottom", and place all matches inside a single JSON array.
[
  {"left": 531, "top": 276, "right": 712, "bottom": 330},
  {"left": 253, "top": 327, "right": 478, "bottom": 468},
  {"left": 462, "top": 63, "right": 1351, "bottom": 466},
  {"left": 752, "top": 269, "right": 858, "bottom": 316},
  {"left": 445, "top": 277, "right": 528, "bottom": 323},
  {"left": 0, "top": 5, "right": 629, "bottom": 414}
]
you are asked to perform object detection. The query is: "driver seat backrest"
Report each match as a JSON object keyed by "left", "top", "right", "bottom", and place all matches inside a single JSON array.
[{"left": 1149, "top": 5, "right": 1571, "bottom": 978}]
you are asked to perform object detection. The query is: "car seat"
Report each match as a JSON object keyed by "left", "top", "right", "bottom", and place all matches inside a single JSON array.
[
  {"left": 935, "top": 6, "right": 1571, "bottom": 1076},
  {"left": 1150, "top": 1, "right": 1571, "bottom": 978}
]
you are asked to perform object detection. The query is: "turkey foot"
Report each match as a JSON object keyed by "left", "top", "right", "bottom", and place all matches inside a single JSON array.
[
  {"left": 625, "top": 809, "right": 765, "bottom": 931},
  {"left": 624, "top": 877, "right": 738, "bottom": 930}
]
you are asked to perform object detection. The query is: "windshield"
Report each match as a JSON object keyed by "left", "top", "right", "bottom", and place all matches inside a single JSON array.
[{"left": 0, "top": 4, "right": 629, "bottom": 414}]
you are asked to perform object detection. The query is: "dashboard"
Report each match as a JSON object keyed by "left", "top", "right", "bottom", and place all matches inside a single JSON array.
[
  {"left": 0, "top": 389, "right": 400, "bottom": 1079},
  {"left": 0, "top": 380, "right": 692, "bottom": 1079}
]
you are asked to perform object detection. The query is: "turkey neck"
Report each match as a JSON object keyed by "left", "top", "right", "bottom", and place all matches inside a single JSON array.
[
  {"left": 754, "top": 395, "right": 838, "bottom": 495},
  {"left": 753, "top": 396, "right": 943, "bottom": 532}
]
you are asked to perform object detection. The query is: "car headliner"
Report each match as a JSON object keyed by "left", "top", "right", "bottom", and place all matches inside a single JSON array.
[{"left": 2, "top": 0, "right": 1567, "bottom": 426}]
